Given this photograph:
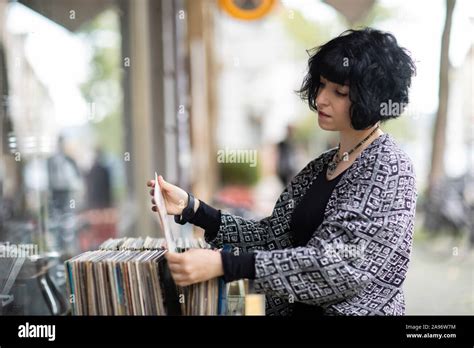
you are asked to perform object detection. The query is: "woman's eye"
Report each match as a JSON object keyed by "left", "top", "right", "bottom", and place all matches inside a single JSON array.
[{"left": 336, "top": 91, "right": 348, "bottom": 97}]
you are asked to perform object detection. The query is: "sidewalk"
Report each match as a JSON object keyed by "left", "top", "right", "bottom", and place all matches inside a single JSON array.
[{"left": 404, "top": 235, "right": 474, "bottom": 315}]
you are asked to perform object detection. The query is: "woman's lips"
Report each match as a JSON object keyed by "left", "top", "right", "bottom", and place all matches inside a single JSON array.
[{"left": 318, "top": 110, "right": 331, "bottom": 118}]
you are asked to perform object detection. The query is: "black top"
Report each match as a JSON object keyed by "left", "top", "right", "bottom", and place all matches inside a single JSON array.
[
  {"left": 290, "top": 161, "right": 346, "bottom": 247},
  {"left": 189, "top": 161, "right": 348, "bottom": 316}
]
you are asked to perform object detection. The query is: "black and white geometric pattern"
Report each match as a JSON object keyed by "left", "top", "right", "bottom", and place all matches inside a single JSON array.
[{"left": 205, "top": 134, "right": 417, "bottom": 316}]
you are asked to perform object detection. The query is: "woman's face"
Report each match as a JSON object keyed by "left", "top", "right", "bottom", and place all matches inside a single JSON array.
[{"left": 315, "top": 76, "right": 352, "bottom": 131}]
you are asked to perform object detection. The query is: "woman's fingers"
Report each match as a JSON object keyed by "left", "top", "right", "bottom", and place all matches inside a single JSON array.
[
  {"left": 168, "top": 263, "right": 183, "bottom": 273},
  {"left": 168, "top": 265, "right": 190, "bottom": 286},
  {"left": 165, "top": 252, "right": 182, "bottom": 263},
  {"left": 150, "top": 176, "right": 174, "bottom": 196},
  {"left": 158, "top": 175, "right": 170, "bottom": 192},
  {"left": 147, "top": 176, "right": 169, "bottom": 190},
  {"left": 148, "top": 176, "right": 173, "bottom": 213},
  {"left": 171, "top": 275, "right": 188, "bottom": 286},
  {"left": 166, "top": 252, "right": 189, "bottom": 270},
  {"left": 165, "top": 252, "right": 198, "bottom": 286},
  {"left": 147, "top": 180, "right": 155, "bottom": 188},
  {"left": 148, "top": 179, "right": 159, "bottom": 211}
]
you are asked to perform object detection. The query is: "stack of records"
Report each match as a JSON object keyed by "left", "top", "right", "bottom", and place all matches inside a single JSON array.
[
  {"left": 175, "top": 238, "right": 219, "bottom": 315},
  {"left": 65, "top": 237, "right": 223, "bottom": 316},
  {"left": 65, "top": 237, "right": 168, "bottom": 315}
]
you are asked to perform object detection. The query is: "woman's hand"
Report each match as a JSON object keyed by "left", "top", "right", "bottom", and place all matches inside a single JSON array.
[
  {"left": 146, "top": 176, "right": 190, "bottom": 215},
  {"left": 165, "top": 249, "right": 224, "bottom": 286}
]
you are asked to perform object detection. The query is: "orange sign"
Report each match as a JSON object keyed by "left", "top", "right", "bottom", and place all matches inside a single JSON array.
[{"left": 218, "top": 0, "right": 277, "bottom": 21}]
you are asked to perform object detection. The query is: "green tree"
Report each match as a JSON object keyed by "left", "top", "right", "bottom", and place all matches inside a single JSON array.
[{"left": 79, "top": 10, "right": 123, "bottom": 157}]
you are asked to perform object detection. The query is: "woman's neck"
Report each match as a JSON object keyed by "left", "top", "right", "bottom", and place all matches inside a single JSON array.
[{"left": 338, "top": 124, "right": 383, "bottom": 155}]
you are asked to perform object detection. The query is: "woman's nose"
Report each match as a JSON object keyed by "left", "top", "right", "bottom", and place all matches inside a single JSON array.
[{"left": 316, "top": 89, "right": 329, "bottom": 108}]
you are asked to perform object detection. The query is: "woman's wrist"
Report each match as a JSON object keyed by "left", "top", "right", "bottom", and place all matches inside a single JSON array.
[
  {"left": 194, "top": 198, "right": 200, "bottom": 213},
  {"left": 179, "top": 194, "right": 199, "bottom": 215},
  {"left": 213, "top": 250, "right": 224, "bottom": 278},
  {"left": 175, "top": 193, "right": 198, "bottom": 225}
]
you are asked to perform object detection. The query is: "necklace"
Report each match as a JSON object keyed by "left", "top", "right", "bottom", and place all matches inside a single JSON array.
[{"left": 327, "top": 125, "right": 380, "bottom": 176}]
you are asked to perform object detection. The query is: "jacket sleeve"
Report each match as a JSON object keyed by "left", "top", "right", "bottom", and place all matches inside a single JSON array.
[
  {"left": 253, "top": 152, "right": 417, "bottom": 306},
  {"left": 205, "top": 158, "right": 321, "bottom": 253}
]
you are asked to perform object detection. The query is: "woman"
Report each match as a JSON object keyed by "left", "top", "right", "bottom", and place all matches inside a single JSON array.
[{"left": 147, "top": 28, "right": 417, "bottom": 316}]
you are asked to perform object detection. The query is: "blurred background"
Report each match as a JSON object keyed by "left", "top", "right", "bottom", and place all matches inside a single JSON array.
[{"left": 0, "top": 0, "right": 472, "bottom": 315}]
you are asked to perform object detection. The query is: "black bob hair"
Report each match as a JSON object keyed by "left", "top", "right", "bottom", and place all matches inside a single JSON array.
[{"left": 297, "top": 28, "right": 416, "bottom": 130}]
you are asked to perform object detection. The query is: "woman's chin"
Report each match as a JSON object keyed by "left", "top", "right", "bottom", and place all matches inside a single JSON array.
[{"left": 317, "top": 121, "right": 335, "bottom": 131}]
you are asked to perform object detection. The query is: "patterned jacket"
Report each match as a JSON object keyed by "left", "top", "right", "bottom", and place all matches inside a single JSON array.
[{"left": 205, "top": 133, "right": 417, "bottom": 315}]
